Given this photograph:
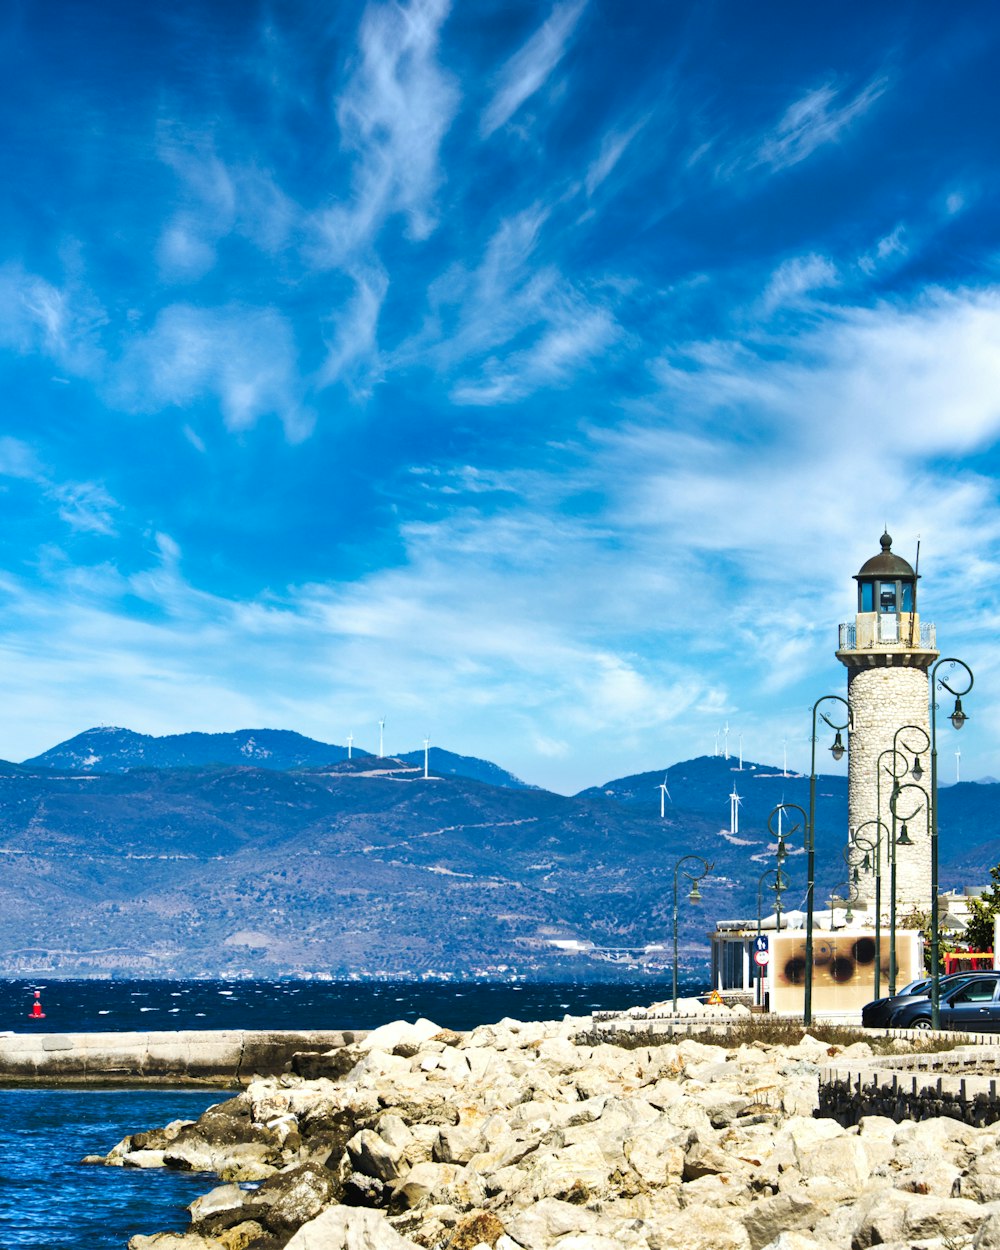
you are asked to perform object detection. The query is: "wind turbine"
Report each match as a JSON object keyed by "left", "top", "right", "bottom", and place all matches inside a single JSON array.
[
  {"left": 347, "top": 732, "right": 353, "bottom": 760},
  {"left": 657, "top": 772, "right": 672, "bottom": 818},
  {"left": 729, "top": 786, "right": 743, "bottom": 836},
  {"left": 378, "top": 717, "right": 385, "bottom": 759},
  {"left": 956, "top": 748, "right": 961, "bottom": 783},
  {"left": 723, "top": 722, "right": 730, "bottom": 761},
  {"left": 423, "top": 736, "right": 430, "bottom": 780}
]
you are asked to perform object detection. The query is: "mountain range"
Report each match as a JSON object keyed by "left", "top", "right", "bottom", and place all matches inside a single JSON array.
[{"left": 0, "top": 727, "right": 994, "bottom": 980}]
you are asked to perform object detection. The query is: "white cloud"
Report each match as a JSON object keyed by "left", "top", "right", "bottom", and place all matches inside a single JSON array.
[
  {"left": 404, "top": 205, "right": 620, "bottom": 403},
  {"left": 319, "top": 263, "right": 388, "bottom": 393},
  {"left": 156, "top": 138, "right": 298, "bottom": 281},
  {"left": 116, "top": 303, "right": 313, "bottom": 441},
  {"left": 754, "top": 76, "right": 889, "bottom": 172},
  {"left": 315, "top": 0, "right": 459, "bottom": 263},
  {"left": 584, "top": 117, "right": 647, "bottom": 197},
  {"left": 0, "top": 436, "right": 120, "bottom": 537},
  {"left": 52, "top": 481, "right": 119, "bottom": 536},
  {"left": 0, "top": 436, "right": 44, "bottom": 481},
  {"left": 858, "top": 224, "right": 908, "bottom": 276},
  {"left": 761, "top": 254, "right": 838, "bottom": 312},
  {"left": 451, "top": 300, "right": 618, "bottom": 405},
  {"left": 480, "top": 0, "right": 586, "bottom": 138},
  {"left": 0, "top": 264, "right": 105, "bottom": 377}
]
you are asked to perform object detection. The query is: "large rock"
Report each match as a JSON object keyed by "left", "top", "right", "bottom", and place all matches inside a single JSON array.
[
  {"left": 347, "top": 1130, "right": 405, "bottom": 1183},
  {"left": 128, "top": 1237, "right": 223, "bottom": 1250},
  {"left": 742, "top": 1192, "right": 818, "bottom": 1250},
  {"left": 253, "top": 1161, "right": 341, "bottom": 1235},
  {"left": 284, "top": 1206, "right": 422, "bottom": 1248},
  {"left": 506, "top": 1197, "right": 599, "bottom": 1248},
  {"left": 358, "top": 1019, "right": 443, "bottom": 1056},
  {"left": 655, "top": 1207, "right": 752, "bottom": 1250}
]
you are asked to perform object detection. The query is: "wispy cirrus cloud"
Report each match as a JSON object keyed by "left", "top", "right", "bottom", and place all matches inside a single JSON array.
[
  {"left": 315, "top": 0, "right": 459, "bottom": 263},
  {"left": 584, "top": 117, "right": 648, "bottom": 197},
  {"left": 115, "top": 303, "right": 313, "bottom": 441},
  {"left": 401, "top": 204, "right": 620, "bottom": 404},
  {"left": 0, "top": 264, "right": 106, "bottom": 378},
  {"left": 480, "top": 0, "right": 587, "bottom": 138},
  {"left": 0, "top": 437, "right": 120, "bottom": 536},
  {"left": 319, "top": 262, "right": 388, "bottom": 393},
  {"left": 714, "top": 75, "right": 890, "bottom": 183},
  {"left": 156, "top": 136, "right": 300, "bottom": 281},
  {"left": 754, "top": 75, "right": 889, "bottom": 173},
  {"left": 760, "top": 253, "right": 839, "bottom": 312}
]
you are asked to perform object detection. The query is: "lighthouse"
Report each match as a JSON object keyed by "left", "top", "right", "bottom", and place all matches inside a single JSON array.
[{"left": 836, "top": 532, "right": 938, "bottom": 915}]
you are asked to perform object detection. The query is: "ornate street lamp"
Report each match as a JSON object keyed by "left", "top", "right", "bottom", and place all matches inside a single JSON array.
[
  {"left": 760, "top": 870, "right": 790, "bottom": 1015},
  {"left": 876, "top": 744, "right": 912, "bottom": 995},
  {"left": 888, "top": 778, "right": 930, "bottom": 990},
  {"left": 827, "top": 879, "right": 859, "bottom": 930},
  {"left": 757, "top": 866, "right": 788, "bottom": 936},
  {"left": 755, "top": 866, "right": 789, "bottom": 1010},
  {"left": 672, "top": 855, "right": 713, "bottom": 1014},
  {"left": 929, "top": 658, "right": 974, "bottom": 1029},
  {"left": 769, "top": 801, "right": 813, "bottom": 1014},
  {"left": 849, "top": 819, "right": 889, "bottom": 999},
  {"left": 806, "top": 694, "right": 852, "bottom": 1025}
]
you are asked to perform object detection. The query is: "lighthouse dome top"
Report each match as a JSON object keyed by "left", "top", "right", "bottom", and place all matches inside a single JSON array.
[{"left": 854, "top": 530, "right": 917, "bottom": 581}]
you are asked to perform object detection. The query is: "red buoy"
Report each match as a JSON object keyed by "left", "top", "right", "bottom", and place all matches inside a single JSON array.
[{"left": 30, "top": 990, "right": 45, "bottom": 1019}]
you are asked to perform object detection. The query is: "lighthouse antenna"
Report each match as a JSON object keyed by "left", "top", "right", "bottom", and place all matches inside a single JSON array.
[{"left": 908, "top": 536, "right": 921, "bottom": 648}]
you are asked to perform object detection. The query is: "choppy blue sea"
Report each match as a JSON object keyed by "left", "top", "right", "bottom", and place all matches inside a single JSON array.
[{"left": 0, "top": 979, "right": 690, "bottom": 1250}]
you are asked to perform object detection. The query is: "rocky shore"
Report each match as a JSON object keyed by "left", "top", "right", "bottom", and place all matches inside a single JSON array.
[{"left": 88, "top": 1009, "right": 1000, "bottom": 1250}]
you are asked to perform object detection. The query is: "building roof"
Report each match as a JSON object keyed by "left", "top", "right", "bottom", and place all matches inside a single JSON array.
[{"left": 854, "top": 530, "right": 917, "bottom": 581}]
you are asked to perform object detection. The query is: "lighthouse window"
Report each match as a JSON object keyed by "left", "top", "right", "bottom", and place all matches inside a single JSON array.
[
  {"left": 902, "top": 583, "right": 913, "bottom": 611},
  {"left": 860, "top": 583, "right": 874, "bottom": 612},
  {"left": 879, "top": 584, "right": 897, "bottom": 613}
]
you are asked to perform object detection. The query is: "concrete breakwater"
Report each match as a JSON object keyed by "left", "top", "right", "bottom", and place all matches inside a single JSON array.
[
  {"left": 0, "top": 1029, "right": 366, "bottom": 1086},
  {"left": 83, "top": 1011, "right": 1000, "bottom": 1250}
]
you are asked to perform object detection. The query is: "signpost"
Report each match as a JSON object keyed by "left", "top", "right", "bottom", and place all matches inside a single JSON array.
[{"left": 753, "top": 935, "right": 769, "bottom": 1008}]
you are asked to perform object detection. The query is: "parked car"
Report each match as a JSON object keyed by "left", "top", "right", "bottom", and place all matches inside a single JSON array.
[
  {"left": 887, "top": 972, "right": 1000, "bottom": 1031},
  {"left": 861, "top": 972, "right": 981, "bottom": 1028}
]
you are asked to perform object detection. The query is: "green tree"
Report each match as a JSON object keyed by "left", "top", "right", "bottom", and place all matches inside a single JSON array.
[{"left": 964, "top": 864, "right": 1000, "bottom": 954}]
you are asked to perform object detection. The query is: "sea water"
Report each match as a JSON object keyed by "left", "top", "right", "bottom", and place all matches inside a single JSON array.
[{"left": 0, "top": 979, "right": 690, "bottom": 1249}]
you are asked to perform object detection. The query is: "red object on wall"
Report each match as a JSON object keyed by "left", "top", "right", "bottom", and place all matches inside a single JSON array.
[{"left": 944, "top": 951, "right": 994, "bottom": 975}]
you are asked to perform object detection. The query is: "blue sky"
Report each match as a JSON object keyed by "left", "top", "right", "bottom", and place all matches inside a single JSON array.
[{"left": 1, "top": 0, "right": 997, "bottom": 792}]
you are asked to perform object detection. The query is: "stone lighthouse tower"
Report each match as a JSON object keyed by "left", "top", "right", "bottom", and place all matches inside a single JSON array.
[{"left": 836, "top": 532, "right": 938, "bottom": 915}]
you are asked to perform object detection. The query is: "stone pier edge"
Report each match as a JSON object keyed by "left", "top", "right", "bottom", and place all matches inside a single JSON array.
[{"left": 0, "top": 1028, "right": 368, "bottom": 1087}]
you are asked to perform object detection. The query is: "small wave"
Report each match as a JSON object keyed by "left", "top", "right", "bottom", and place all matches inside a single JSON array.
[
  {"left": 139, "top": 1007, "right": 159, "bottom": 1012},
  {"left": 98, "top": 1010, "right": 110, "bottom": 1015}
]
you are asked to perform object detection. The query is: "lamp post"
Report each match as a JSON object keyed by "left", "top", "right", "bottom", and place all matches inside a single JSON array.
[
  {"left": 888, "top": 779, "right": 930, "bottom": 992},
  {"left": 828, "top": 880, "right": 858, "bottom": 929},
  {"left": 929, "top": 658, "right": 974, "bottom": 1029},
  {"left": 806, "top": 695, "right": 852, "bottom": 1025},
  {"left": 672, "top": 855, "right": 713, "bottom": 1014},
  {"left": 876, "top": 745, "right": 910, "bottom": 995},
  {"left": 884, "top": 723, "right": 931, "bottom": 993},
  {"left": 849, "top": 819, "right": 888, "bottom": 999},
  {"left": 756, "top": 867, "right": 788, "bottom": 1009},
  {"left": 769, "top": 801, "right": 811, "bottom": 1015}
]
